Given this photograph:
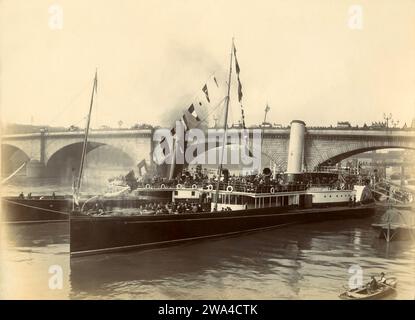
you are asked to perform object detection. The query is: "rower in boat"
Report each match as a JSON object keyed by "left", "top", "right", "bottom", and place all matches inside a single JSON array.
[
  {"left": 368, "top": 276, "right": 379, "bottom": 292},
  {"left": 340, "top": 274, "right": 397, "bottom": 300}
]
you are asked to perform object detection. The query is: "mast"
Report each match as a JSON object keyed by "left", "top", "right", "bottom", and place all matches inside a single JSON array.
[
  {"left": 214, "top": 39, "right": 234, "bottom": 211},
  {"left": 75, "top": 70, "right": 97, "bottom": 197}
]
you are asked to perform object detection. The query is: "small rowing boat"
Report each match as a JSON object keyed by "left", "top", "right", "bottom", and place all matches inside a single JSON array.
[{"left": 339, "top": 277, "right": 397, "bottom": 300}]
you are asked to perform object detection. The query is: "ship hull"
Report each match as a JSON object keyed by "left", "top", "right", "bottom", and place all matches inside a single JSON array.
[
  {"left": 70, "top": 204, "right": 375, "bottom": 257},
  {"left": 1, "top": 197, "right": 71, "bottom": 223},
  {"left": 0, "top": 196, "right": 155, "bottom": 223}
]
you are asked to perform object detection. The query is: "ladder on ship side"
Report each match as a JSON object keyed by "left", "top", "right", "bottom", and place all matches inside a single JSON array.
[{"left": 371, "top": 179, "right": 414, "bottom": 205}]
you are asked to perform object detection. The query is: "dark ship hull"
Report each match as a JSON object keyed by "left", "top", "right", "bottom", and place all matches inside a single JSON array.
[
  {"left": 70, "top": 204, "right": 376, "bottom": 257},
  {"left": 0, "top": 195, "right": 164, "bottom": 223},
  {"left": 1, "top": 197, "right": 71, "bottom": 223}
]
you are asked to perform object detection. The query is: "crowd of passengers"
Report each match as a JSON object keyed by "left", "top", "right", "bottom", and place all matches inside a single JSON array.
[
  {"left": 87, "top": 200, "right": 229, "bottom": 216},
  {"left": 124, "top": 168, "right": 363, "bottom": 193}
]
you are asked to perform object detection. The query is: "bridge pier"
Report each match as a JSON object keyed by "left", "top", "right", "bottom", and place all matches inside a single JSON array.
[{"left": 26, "top": 160, "right": 46, "bottom": 178}]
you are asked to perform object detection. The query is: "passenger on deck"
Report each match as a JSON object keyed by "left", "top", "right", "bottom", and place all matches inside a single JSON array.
[
  {"left": 52, "top": 192, "right": 56, "bottom": 199},
  {"left": 19, "top": 192, "right": 24, "bottom": 199},
  {"left": 379, "top": 272, "right": 386, "bottom": 284}
]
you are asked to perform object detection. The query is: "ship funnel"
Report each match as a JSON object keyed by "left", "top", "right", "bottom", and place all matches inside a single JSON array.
[{"left": 286, "top": 120, "right": 306, "bottom": 177}]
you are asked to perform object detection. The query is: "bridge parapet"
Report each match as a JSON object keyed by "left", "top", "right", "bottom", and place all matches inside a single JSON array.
[{"left": 2, "top": 127, "right": 415, "bottom": 177}]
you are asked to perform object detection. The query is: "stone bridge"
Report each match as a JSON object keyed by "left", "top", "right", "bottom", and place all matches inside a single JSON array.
[{"left": 2, "top": 127, "right": 415, "bottom": 177}]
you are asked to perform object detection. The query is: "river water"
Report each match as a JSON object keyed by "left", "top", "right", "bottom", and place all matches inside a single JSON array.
[{"left": 1, "top": 179, "right": 414, "bottom": 300}]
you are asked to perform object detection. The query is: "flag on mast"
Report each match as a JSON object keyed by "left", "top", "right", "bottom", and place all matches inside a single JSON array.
[
  {"left": 233, "top": 43, "right": 245, "bottom": 127},
  {"left": 202, "top": 84, "right": 210, "bottom": 103}
]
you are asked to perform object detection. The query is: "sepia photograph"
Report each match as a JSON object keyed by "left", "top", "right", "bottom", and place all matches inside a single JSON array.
[{"left": 0, "top": 0, "right": 414, "bottom": 305}]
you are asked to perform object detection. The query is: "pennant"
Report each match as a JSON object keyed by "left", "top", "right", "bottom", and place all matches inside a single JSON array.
[
  {"left": 234, "top": 46, "right": 240, "bottom": 74},
  {"left": 237, "top": 77, "right": 243, "bottom": 102},
  {"left": 202, "top": 84, "right": 210, "bottom": 103},
  {"left": 188, "top": 104, "right": 201, "bottom": 121},
  {"left": 213, "top": 76, "right": 219, "bottom": 87}
]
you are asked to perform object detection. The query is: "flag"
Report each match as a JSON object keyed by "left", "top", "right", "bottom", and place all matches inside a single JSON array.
[
  {"left": 188, "top": 104, "right": 200, "bottom": 121},
  {"left": 265, "top": 104, "right": 270, "bottom": 113},
  {"left": 234, "top": 46, "right": 240, "bottom": 74},
  {"left": 237, "top": 77, "right": 243, "bottom": 102},
  {"left": 202, "top": 84, "right": 210, "bottom": 103},
  {"left": 233, "top": 43, "right": 245, "bottom": 128}
]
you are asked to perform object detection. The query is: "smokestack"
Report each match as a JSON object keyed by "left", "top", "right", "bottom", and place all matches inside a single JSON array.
[{"left": 286, "top": 120, "right": 306, "bottom": 175}]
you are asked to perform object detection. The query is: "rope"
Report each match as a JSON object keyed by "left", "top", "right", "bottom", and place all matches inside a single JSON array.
[
  {"left": 47, "top": 80, "right": 91, "bottom": 126},
  {"left": 1, "top": 161, "right": 28, "bottom": 184},
  {"left": 2, "top": 199, "right": 70, "bottom": 215}
]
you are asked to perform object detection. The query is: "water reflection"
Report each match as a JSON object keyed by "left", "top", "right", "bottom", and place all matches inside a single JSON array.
[
  {"left": 1, "top": 197, "right": 414, "bottom": 299},
  {"left": 69, "top": 215, "right": 415, "bottom": 300},
  {"left": 0, "top": 222, "right": 69, "bottom": 299}
]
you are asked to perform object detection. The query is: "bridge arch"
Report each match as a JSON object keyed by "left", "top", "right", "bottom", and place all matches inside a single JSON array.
[
  {"left": 1, "top": 143, "right": 30, "bottom": 175},
  {"left": 314, "top": 146, "right": 415, "bottom": 168},
  {"left": 46, "top": 142, "right": 135, "bottom": 179},
  {"left": 305, "top": 132, "right": 415, "bottom": 170}
]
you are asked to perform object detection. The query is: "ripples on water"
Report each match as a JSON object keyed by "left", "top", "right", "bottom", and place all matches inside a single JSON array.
[
  {"left": 68, "top": 212, "right": 414, "bottom": 300},
  {"left": 1, "top": 212, "right": 414, "bottom": 299},
  {"left": 0, "top": 222, "right": 69, "bottom": 299}
]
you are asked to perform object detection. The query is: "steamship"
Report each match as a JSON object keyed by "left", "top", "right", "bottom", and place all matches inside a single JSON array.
[{"left": 70, "top": 41, "right": 376, "bottom": 257}]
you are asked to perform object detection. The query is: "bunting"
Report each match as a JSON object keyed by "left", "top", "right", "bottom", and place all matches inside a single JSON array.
[
  {"left": 233, "top": 43, "right": 245, "bottom": 128},
  {"left": 234, "top": 47, "right": 240, "bottom": 75},
  {"left": 202, "top": 84, "right": 210, "bottom": 103},
  {"left": 237, "top": 77, "right": 243, "bottom": 102},
  {"left": 188, "top": 104, "right": 200, "bottom": 121},
  {"left": 158, "top": 74, "right": 219, "bottom": 158}
]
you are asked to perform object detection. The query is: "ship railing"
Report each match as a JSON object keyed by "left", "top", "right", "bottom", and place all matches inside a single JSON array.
[
  {"left": 307, "top": 183, "right": 354, "bottom": 190},
  {"left": 135, "top": 182, "right": 309, "bottom": 193},
  {"left": 314, "top": 166, "right": 360, "bottom": 175},
  {"left": 136, "top": 181, "right": 353, "bottom": 193},
  {"left": 200, "top": 182, "right": 307, "bottom": 194}
]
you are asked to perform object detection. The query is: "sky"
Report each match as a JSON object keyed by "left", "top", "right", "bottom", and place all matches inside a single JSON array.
[{"left": 1, "top": 0, "right": 414, "bottom": 129}]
